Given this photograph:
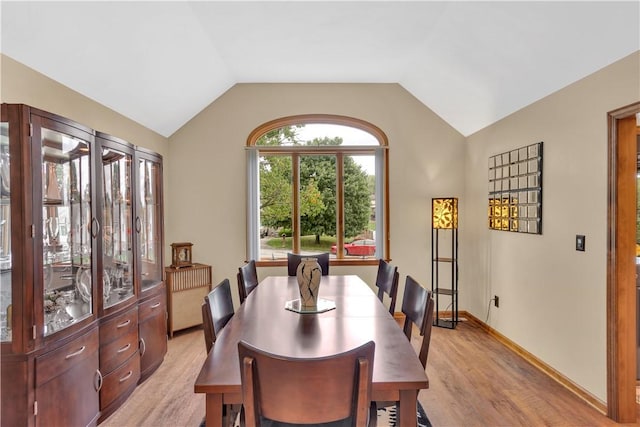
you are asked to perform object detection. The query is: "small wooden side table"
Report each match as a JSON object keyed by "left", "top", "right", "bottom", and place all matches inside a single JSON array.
[{"left": 165, "top": 263, "right": 212, "bottom": 338}]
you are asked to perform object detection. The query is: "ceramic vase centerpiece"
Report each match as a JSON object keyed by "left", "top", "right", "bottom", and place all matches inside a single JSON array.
[{"left": 296, "top": 257, "right": 322, "bottom": 309}]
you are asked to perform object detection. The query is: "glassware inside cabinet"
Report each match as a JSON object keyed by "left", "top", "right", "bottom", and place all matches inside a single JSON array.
[
  {"left": 138, "top": 158, "right": 162, "bottom": 292},
  {"left": 0, "top": 121, "right": 11, "bottom": 342},
  {"left": 102, "top": 147, "right": 134, "bottom": 308},
  {"left": 41, "top": 127, "right": 93, "bottom": 336}
]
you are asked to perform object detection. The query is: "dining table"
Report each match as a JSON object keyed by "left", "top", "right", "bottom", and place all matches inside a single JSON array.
[{"left": 194, "top": 274, "right": 429, "bottom": 427}]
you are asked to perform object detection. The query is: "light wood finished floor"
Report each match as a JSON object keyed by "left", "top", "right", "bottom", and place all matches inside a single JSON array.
[{"left": 101, "top": 320, "right": 637, "bottom": 427}]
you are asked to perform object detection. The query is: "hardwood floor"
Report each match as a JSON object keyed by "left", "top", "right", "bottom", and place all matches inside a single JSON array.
[
  {"left": 101, "top": 320, "right": 638, "bottom": 426},
  {"left": 422, "top": 320, "right": 636, "bottom": 426}
]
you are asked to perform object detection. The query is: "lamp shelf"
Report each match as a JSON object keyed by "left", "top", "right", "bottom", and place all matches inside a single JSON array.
[
  {"left": 434, "top": 287, "right": 456, "bottom": 296},
  {"left": 434, "top": 319, "right": 457, "bottom": 329},
  {"left": 434, "top": 257, "right": 454, "bottom": 263}
]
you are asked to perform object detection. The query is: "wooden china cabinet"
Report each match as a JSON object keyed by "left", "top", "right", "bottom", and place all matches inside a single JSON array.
[
  {"left": 132, "top": 146, "right": 167, "bottom": 383},
  {"left": 0, "top": 104, "right": 167, "bottom": 426}
]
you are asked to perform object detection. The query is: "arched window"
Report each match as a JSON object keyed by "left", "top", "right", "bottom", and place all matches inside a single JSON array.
[{"left": 246, "top": 114, "right": 389, "bottom": 266}]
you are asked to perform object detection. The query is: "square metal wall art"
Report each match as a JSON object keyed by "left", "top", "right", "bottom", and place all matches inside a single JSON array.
[{"left": 488, "top": 142, "right": 543, "bottom": 234}]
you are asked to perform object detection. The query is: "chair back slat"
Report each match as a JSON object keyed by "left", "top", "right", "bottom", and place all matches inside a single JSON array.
[
  {"left": 418, "top": 294, "right": 435, "bottom": 368},
  {"left": 401, "top": 275, "right": 434, "bottom": 368},
  {"left": 238, "top": 260, "right": 259, "bottom": 303},
  {"left": 375, "top": 259, "right": 399, "bottom": 314},
  {"left": 204, "top": 278, "right": 235, "bottom": 344},
  {"left": 201, "top": 302, "right": 214, "bottom": 354}
]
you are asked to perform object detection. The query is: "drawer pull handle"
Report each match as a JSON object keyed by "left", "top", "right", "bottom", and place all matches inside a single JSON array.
[
  {"left": 116, "top": 319, "right": 131, "bottom": 328},
  {"left": 119, "top": 370, "right": 133, "bottom": 383},
  {"left": 117, "top": 343, "right": 131, "bottom": 353},
  {"left": 139, "top": 338, "right": 146, "bottom": 357},
  {"left": 150, "top": 302, "right": 161, "bottom": 309},
  {"left": 94, "top": 369, "right": 103, "bottom": 392},
  {"left": 65, "top": 346, "right": 86, "bottom": 359}
]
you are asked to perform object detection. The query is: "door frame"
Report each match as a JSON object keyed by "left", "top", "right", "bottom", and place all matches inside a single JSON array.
[{"left": 607, "top": 101, "right": 640, "bottom": 422}]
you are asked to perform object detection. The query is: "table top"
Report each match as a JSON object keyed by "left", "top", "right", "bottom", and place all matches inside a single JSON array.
[{"left": 194, "top": 275, "right": 428, "bottom": 396}]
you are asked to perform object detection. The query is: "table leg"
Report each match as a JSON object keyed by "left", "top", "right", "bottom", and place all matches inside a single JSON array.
[
  {"left": 205, "top": 393, "right": 223, "bottom": 427},
  {"left": 397, "top": 389, "right": 418, "bottom": 427}
]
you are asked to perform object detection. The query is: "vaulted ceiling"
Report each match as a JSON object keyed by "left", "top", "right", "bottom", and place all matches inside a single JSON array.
[{"left": 2, "top": 1, "right": 638, "bottom": 138}]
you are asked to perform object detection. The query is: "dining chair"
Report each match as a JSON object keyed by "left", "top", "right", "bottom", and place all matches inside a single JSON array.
[
  {"left": 401, "top": 275, "right": 434, "bottom": 368},
  {"left": 238, "top": 340, "right": 376, "bottom": 427},
  {"left": 202, "top": 278, "right": 241, "bottom": 426},
  {"left": 238, "top": 260, "right": 259, "bottom": 304},
  {"left": 374, "top": 276, "right": 434, "bottom": 416},
  {"left": 203, "top": 278, "right": 235, "bottom": 346},
  {"left": 287, "top": 252, "right": 330, "bottom": 276},
  {"left": 374, "top": 259, "right": 399, "bottom": 315}
]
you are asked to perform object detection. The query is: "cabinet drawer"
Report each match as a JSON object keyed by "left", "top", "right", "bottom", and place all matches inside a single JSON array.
[
  {"left": 139, "top": 294, "right": 165, "bottom": 321},
  {"left": 36, "top": 327, "right": 99, "bottom": 387},
  {"left": 100, "top": 306, "right": 138, "bottom": 345},
  {"left": 100, "top": 328, "right": 139, "bottom": 374},
  {"left": 100, "top": 353, "right": 140, "bottom": 409}
]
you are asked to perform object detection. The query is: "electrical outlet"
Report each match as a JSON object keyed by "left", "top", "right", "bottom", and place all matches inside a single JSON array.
[{"left": 494, "top": 295, "right": 499, "bottom": 308}]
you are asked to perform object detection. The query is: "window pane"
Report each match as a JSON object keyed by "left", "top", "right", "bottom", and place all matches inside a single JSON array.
[
  {"left": 300, "top": 154, "right": 336, "bottom": 256},
  {"left": 256, "top": 123, "right": 379, "bottom": 147},
  {"left": 138, "top": 158, "right": 163, "bottom": 291},
  {"left": 296, "top": 124, "right": 379, "bottom": 146},
  {"left": 0, "top": 121, "right": 10, "bottom": 342},
  {"left": 341, "top": 154, "right": 376, "bottom": 259},
  {"left": 41, "top": 127, "right": 93, "bottom": 336},
  {"left": 259, "top": 154, "right": 292, "bottom": 260},
  {"left": 102, "top": 147, "right": 134, "bottom": 308}
]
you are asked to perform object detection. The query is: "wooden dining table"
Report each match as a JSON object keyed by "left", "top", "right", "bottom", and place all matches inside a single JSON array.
[{"left": 194, "top": 274, "right": 429, "bottom": 427}]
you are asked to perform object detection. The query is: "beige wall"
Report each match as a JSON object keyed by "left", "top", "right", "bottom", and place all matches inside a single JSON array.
[
  {"left": 464, "top": 51, "right": 640, "bottom": 402},
  {"left": 1, "top": 54, "right": 171, "bottom": 261},
  {"left": 0, "top": 55, "right": 168, "bottom": 157},
  {"left": 167, "top": 83, "right": 467, "bottom": 305}
]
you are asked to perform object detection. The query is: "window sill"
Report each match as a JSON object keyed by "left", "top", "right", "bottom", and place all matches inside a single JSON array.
[{"left": 255, "top": 259, "right": 380, "bottom": 268}]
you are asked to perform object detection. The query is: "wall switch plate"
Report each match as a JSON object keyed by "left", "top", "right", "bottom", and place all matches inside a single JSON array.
[{"left": 576, "top": 235, "right": 586, "bottom": 251}]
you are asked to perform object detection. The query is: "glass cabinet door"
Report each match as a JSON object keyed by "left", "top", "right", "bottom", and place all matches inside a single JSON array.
[
  {"left": 137, "top": 155, "right": 163, "bottom": 292},
  {"left": 101, "top": 145, "right": 135, "bottom": 308},
  {"left": 41, "top": 126, "right": 93, "bottom": 336},
  {"left": 0, "top": 120, "right": 11, "bottom": 342}
]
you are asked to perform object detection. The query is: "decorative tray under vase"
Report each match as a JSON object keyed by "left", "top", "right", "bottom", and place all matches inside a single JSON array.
[{"left": 285, "top": 298, "right": 336, "bottom": 314}]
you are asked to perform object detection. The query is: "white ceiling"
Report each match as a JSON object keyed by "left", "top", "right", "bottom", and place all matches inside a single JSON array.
[{"left": 1, "top": 1, "right": 639, "bottom": 138}]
